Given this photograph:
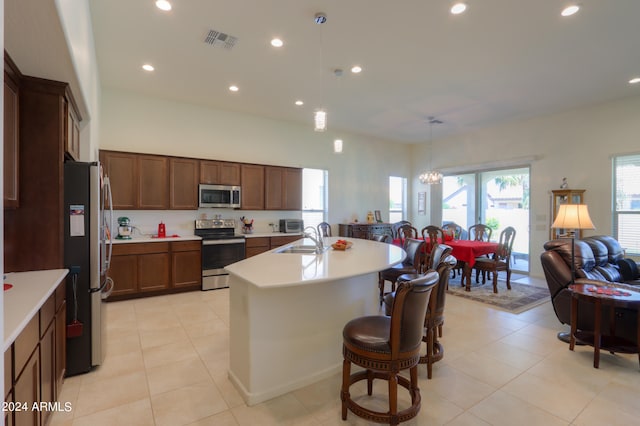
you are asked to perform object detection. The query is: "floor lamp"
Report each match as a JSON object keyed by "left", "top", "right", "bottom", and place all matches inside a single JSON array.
[{"left": 551, "top": 203, "right": 595, "bottom": 342}]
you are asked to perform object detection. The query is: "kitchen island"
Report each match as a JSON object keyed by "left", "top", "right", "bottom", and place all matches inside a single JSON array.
[{"left": 225, "top": 236, "right": 405, "bottom": 405}]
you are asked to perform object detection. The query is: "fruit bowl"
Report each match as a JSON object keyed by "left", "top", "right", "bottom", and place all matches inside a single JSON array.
[{"left": 331, "top": 240, "right": 353, "bottom": 251}]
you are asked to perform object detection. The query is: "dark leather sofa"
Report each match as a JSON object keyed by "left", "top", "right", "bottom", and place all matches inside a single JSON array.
[{"left": 540, "top": 235, "right": 640, "bottom": 344}]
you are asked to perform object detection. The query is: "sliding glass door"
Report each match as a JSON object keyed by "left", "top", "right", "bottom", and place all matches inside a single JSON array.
[{"left": 442, "top": 167, "right": 530, "bottom": 273}]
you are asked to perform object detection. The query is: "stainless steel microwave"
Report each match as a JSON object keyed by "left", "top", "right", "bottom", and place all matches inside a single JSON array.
[{"left": 199, "top": 184, "right": 241, "bottom": 208}]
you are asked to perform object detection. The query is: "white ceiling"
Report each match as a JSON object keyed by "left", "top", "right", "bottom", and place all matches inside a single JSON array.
[{"left": 7, "top": 1, "right": 640, "bottom": 144}]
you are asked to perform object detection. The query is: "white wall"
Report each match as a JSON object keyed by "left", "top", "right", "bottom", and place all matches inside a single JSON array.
[
  {"left": 100, "top": 88, "right": 412, "bottom": 229},
  {"left": 410, "top": 95, "right": 640, "bottom": 277},
  {"left": 54, "top": 0, "right": 101, "bottom": 160}
]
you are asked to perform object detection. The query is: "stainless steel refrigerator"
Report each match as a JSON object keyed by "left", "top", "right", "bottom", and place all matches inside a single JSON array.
[{"left": 64, "top": 161, "right": 114, "bottom": 376}]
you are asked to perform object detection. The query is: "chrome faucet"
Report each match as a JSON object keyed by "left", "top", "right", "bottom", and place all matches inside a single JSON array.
[{"left": 304, "top": 226, "right": 325, "bottom": 254}]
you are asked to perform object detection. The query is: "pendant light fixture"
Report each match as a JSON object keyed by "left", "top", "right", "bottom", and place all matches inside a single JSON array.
[
  {"left": 419, "top": 117, "right": 443, "bottom": 185},
  {"left": 314, "top": 12, "right": 327, "bottom": 131}
]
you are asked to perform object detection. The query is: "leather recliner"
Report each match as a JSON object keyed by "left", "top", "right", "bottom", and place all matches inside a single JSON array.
[{"left": 540, "top": 237, "right": 639, "bottom": 344}]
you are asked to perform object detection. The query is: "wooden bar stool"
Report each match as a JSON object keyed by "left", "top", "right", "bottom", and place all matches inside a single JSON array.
[{"left": 341, "top": 271, "right": 438, "bottom": 425}]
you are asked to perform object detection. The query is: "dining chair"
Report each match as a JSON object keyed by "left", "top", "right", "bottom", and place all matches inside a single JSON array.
[
  {"left": 317, "top": 222, "right": 331, "bottom": 237},
  {"left": 378, "top": 238, "right": 425, "bottom": 305},
  {"left": 468, "top": 224, "right": 493, "bottom": 283},
  {"left": 421, "top": 226, "right": 445, "bottom": 269},
  {"left": 441, "top": 222, "right": 464, "bottom": 279},
  {"left": 371, "top": 234, "right": 391, "bottom": 243},
  {"left": 398, "top": 224, "right": 419, "bottom": 240},
  {"left": 473, "top": 226, "right": 516, "bottom": 293},
  {"left": 391, "top": 220, "right": 412, "bottom": 239},
  {"left": 468, "top": 224, "right": 492, "bottom": 242},
  {"left": 383, "top": 244, "right": 455, "bottom": 379},
  {"left": 341, "top": 271, "right": 438, "bottom": 424}
]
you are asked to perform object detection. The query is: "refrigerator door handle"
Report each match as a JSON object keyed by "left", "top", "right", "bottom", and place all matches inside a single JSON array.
[{"left": 104, "top": 177, "right": 114, "bottom": 271}]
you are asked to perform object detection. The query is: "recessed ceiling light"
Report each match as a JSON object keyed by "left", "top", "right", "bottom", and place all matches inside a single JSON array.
[
  {"left": 229, "top": 85, "right": 239, "bottom": 92},
  {"left": 295, "top": 100, "right": 304, "bottom": 106},
  {"left": 142, "top": 64, "right": 155, "bottom": 71},
  {"left": 450, "top": 2, "right": 467, "bottom": 15},
  {"left": 351, "top": 66, "right": 362, "bottom": 74},
  {"left": 155, "top": 0, "right": 172, "bottom": 11},
  {"left": 271, "top": 38, "right": 284, "bottom": 48},
  {"left": 561, "top": 4, "right": 580, "bottom": 17},
  {"left": 629, "top": 77, "right": 640, "bottom": 84}
]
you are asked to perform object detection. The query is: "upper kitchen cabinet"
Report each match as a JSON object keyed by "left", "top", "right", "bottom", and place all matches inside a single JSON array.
[
  {"left": 265, "top": 166, "right": 302, "bottom": 210},
  {"left": 170, "top": 157, "right": 199, "bottom": 209},
  {"left": 138, "top": 154, "right": 169, "bottom": 209},
  {"left": 4, "top": 53, "right": 20, "bottom": 209},
  {"left": 4, "top": 75, "right": 77, "bottom": 271},
  {"left": 64, "top": 96, "right": 81, "bottom": 161},
  {"left": 100, "top": 150, "right": 170, "bottom": 210},
  {"left": 200, "top": 160, "right": 241, "bottom": 186},
  {"left": 100, "top": 151, "right": 137, "bottom": 209},
  {"left": 240, "top": 164, "right": 265, "bottom": 210}
]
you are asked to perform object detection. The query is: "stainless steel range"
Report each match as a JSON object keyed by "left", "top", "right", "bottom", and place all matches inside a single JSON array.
[{"left": 194, "top": 219, "right": 246, "bottom": 290}]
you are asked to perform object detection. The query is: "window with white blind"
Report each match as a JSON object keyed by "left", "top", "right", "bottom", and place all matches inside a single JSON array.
[
  {"left": 613, "top": 154, "right": 640, "bottom": 255},
  {"left": 302, "top": 168, "right": 328, "bottom": 231}
]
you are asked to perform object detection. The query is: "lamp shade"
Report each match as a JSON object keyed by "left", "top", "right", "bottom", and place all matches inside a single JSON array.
[{"left": 551, "top": 204, "right": 595, "bottom": 230}]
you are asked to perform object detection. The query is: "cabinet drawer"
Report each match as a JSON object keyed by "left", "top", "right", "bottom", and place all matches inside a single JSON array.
[
  {"left": 245, "top": 237, "right": 270, "bottom": 248},
  {"left": 14, "top": 315, "right": 39, "bottom": 379},
  {"left": 112, "top": 242, "right": 170, "bottom": 255},
  {"left": 39, "top": 293, "right": 56, "bottom": 337},
  {"left": 171, "top": 240, "right": 201, "bottom": 252},
  {"left": 4, "top": 347, "right": 12, "bottom": 398}
]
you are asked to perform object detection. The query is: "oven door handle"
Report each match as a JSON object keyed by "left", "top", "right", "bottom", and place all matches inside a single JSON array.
[{"left": 202, "top": 239, "right": 246, "bottom": 245}]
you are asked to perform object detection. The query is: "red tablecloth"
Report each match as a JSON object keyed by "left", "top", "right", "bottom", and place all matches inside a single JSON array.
[{"left": 445, "top": 240, "right": 499, "bottom": 267}]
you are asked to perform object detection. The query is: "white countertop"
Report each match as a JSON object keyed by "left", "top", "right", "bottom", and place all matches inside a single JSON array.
[
  {"left": 110, "top": 235, "right": 202, "bottom": 244},
  {"left": 225, "top": 236, "right": 405, "bottom": 289},
  {"left": 3, "top": 269, "right": 69, "bottom": 351}
]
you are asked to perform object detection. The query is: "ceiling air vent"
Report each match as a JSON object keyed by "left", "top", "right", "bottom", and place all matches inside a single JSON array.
[{"left": 204, "top": 29, "right": 238, "bottom": 50}]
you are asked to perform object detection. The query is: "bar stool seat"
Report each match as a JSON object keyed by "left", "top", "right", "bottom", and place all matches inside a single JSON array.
[{"left": 341, "top": 271, "right": 438, "bottom": 425}]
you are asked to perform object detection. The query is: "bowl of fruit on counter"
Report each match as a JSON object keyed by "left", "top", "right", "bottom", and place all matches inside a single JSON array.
[{"left": 331, "top": 239, "right": 353, "bottom": 251}]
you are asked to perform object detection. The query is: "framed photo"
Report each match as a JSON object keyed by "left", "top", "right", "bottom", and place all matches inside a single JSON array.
[
  {"left": 374, "top": 210, "right": 382, "bottom": 223},
  {"left": 418, "top": 192, "right": 426, "bottom": 215}
]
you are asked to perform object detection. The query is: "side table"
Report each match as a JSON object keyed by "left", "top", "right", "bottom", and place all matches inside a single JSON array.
[{"left": 568, "top": 284, "right": 640, "bottom": 369}]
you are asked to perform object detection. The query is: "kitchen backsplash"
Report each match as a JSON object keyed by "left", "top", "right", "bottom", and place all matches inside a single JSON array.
[{"left": 112, "top": 209, "right": 303, "bottom": 237}]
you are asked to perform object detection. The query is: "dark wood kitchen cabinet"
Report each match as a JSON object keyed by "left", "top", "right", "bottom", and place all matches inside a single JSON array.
[
  {"left": 171, "top": 240, "right": 202, "bottom": 289},
  {"left": 240, "top": 164, "right": 265, "bottom": 210},
  {"left": 100, "top": 150, "right": 138, "bottom": 209},
  {"left": 4, "top": 73, "right": 81, "bottom": 272},
  {"left": 138, "top": 154, "right": 169, "bottom": 209},
  {"left": 109, "top": 240, "right": 201, "bottom": 300},
  {"left": 64, "top": 96, "right": 81, "bottom": 161},
  {"left": 4, "top": 281, "right": 66, "bottom": 426},
  {"left": 265, "top": 166, "right": 302, "bottom": 210},
  {"left": 4, "top": 53, "right": 20, "bottom": 209},
  {"left": 100, "top": 151, "right": 170, "bottom": 210},
  {"left": 200, "top": 160, "right": 241, "bottom": 186},
  {"left": 170, "top": 157, "right": 199, "bottom": 209}
]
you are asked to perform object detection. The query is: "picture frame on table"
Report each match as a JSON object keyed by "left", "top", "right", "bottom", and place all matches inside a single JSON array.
[{"left": 374, "top": 210, "right": 382, "bottom": 223}]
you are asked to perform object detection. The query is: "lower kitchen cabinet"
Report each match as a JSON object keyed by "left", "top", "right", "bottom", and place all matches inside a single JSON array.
[
  {"left": 245, "top": 235, "right": 301, "bottom": 258},
  {"left": 109, "top": 240, "right": 202, "bottom": 300},
  {"left": 172, "top": 241, "right": 202, "bottom": 289},
  {"left": 4, "top": 281, "right": 66, "bottom": 426}
]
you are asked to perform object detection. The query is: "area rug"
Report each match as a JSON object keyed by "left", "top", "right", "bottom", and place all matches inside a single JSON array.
[{"left": 446, "top": 280, "right": 550, "bottom": 314}]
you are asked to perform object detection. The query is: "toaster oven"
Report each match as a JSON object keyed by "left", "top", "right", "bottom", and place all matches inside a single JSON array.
[{"left": 279, "top": 219, "right": 303, "bottom": 233}]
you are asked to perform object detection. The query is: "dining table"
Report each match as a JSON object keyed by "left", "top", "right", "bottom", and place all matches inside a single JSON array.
[
  {"left": 445, "top": 239, "right": 499, "bottom": 291},
  {"left": 392, "top": 237, "right": 499, "bottom": 291}
]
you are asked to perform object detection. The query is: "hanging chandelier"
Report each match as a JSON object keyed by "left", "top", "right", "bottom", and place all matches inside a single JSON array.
[{"left": 419, "top": 117, "right": 443, "bottom": 185}]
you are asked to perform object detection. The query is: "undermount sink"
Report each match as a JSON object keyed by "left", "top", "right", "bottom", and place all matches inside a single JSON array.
[{"left": 275, "top": 245, "right": 329, "bottom": 254}]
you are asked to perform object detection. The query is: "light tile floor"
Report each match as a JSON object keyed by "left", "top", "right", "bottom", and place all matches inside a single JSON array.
[{"left": 50, "top": 277, "right": 640, "bottom": 425}]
